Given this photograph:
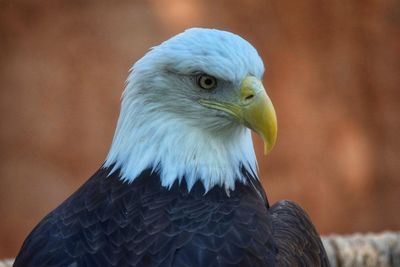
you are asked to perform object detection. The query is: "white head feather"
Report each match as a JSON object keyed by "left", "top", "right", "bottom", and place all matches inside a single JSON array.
[{"left": 105, "top": 28, "right": 265, "bottom": 193}]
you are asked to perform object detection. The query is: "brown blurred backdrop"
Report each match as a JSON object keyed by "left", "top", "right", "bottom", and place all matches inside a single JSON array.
[{"left": 1, "top": 0, "right": 399, "bottom": 258}]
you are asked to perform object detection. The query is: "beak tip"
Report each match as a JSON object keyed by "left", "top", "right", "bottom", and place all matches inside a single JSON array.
[
  {"left": 261, "top": 129, "right": 277, "bottom": 155},
  {"left": 263, "top": 142, "right": 274, "bottom": 155}
]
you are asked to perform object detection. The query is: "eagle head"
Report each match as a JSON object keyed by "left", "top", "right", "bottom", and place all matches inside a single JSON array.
[{"left": 105, "top": 28, "right": 277, "bottom": 192}]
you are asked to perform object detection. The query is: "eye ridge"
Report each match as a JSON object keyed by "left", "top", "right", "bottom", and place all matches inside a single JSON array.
[{"left": 197, "top": 74, "right": 217, "bottom": 90}]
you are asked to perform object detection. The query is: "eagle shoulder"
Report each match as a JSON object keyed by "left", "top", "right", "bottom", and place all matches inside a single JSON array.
[{"left": 268, "top": 200, "right": 330, "bottom": 267}]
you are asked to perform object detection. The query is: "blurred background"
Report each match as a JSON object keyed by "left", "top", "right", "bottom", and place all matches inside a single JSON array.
[{"left": 1, "top": 0, "right": 399, "bottom": 258}]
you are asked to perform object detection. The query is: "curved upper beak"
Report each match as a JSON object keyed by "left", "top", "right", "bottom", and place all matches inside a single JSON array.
[
  {"left": 239, "top": 76, "right": 277, "bottom": 154},
  {"left": 199, "top": 76, "right": 277, "bottom": 154}
]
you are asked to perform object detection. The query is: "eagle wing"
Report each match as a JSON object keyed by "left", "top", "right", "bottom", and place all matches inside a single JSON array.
[
  {"left": 14, "top": 168, "right": 329, "bottom": 267},
  {"left": 268, "top": 200, "right": 330, "bottom": 266}
]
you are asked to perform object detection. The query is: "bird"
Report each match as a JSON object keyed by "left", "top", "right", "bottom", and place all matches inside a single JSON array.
[{"left": 14, "top": 28, "right": 329, "bottom": 267}]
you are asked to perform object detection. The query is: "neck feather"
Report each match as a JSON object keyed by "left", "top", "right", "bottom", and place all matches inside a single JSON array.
[{"left": 105, "top": 92, "right": 258, "bottom": 193}]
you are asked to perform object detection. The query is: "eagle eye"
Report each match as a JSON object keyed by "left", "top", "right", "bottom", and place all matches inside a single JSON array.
[{"left": 197, "top": 74, "right": 217, "bottom": 90}]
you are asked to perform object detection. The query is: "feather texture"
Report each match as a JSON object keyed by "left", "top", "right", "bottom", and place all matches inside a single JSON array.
[{"left": 14, "top": 166, "right": 328, "bottom": 267}]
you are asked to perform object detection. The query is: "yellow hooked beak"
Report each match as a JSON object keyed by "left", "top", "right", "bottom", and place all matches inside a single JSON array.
[{"left": 199, "top": 76, "right": 277, "bottom": 154}]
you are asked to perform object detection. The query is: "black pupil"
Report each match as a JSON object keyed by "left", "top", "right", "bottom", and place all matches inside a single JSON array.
[{"left": 204, "top": 78, "right": 212, "bottom": 86}]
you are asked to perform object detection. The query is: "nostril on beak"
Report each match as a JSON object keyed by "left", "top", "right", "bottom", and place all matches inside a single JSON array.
[{"left": 245, "top": 94, "right": 254, "bottom": 101}]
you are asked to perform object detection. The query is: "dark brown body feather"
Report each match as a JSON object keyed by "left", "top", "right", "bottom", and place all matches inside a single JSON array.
[{"left": 14, "top": 167, "right": 329, "bottom": 267}]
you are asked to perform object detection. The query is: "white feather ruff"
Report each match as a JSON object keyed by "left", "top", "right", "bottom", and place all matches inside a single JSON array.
[{"left": 104, "top": 28, "right": 265, "bottom": 192}]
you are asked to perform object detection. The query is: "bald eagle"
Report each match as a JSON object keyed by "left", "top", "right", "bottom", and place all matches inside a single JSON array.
[{"left": 14, "top": 28, "right": 329, "bottom": 267}]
